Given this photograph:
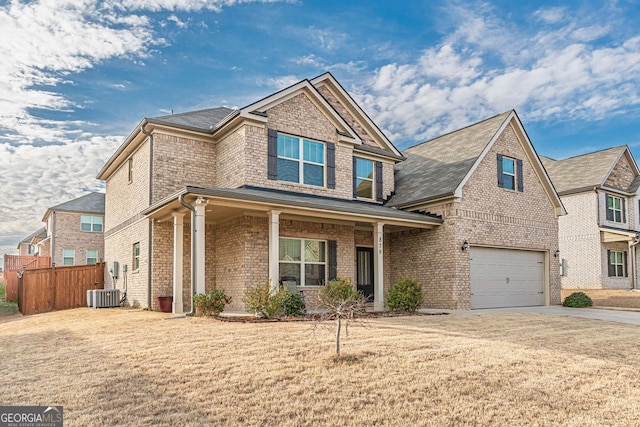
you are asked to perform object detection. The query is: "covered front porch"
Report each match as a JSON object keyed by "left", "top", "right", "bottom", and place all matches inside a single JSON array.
[
  {"left": 144, "top": 186, "right": 442, "bottom": 313},
  {"left": 600, "top": 227, "right": 640, "bottom": 289}
]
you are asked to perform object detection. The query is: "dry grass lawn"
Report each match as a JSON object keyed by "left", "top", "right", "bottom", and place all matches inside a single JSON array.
[{"left": 1, "top": 309, "right": 640, "bottom": 426}]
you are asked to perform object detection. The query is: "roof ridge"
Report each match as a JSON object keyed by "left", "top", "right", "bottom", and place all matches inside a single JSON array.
[
  {"left": 552, "top": 145, "right": 627, "bottom": 162},
  {"left": 151, "top": 106, "right": 234, "bottom": 120},
  {"left": 403, "top": 110, "right": 512, "bottom": 152}
]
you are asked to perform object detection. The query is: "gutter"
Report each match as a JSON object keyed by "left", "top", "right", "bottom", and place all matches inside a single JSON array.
[{"left": 179, "top": 194, "right": 196, "bottom": 316}]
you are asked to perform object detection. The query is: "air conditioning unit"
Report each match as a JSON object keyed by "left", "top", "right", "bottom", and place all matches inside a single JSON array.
[{"left": 87, "top": 289, "right": 120, "bottom": 308}]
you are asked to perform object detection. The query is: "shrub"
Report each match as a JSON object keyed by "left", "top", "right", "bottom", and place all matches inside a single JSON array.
[
  {"left": 193, "top": 289, "right": 232, "bottom": 316},
  {"left": 385, "top": 279, "right": 424, "bottom": 312},
  {"left": 281, "top": 291, "right": 306, "bottom": 317},
  {"left": 563, "top": 292, "right": 593, "bottom": 308},
  {"left": 243, "top": 281, "right": 283, "bottom": 318}
]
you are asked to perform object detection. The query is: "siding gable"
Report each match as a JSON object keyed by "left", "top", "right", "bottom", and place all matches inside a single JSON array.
[{"left": 604, "top": 153, "right": 636, "bottom": 191}]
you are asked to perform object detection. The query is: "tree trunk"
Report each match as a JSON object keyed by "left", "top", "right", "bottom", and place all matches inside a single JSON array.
[{"left": 336, "top": 317, "right": 341, "bottom": 356}]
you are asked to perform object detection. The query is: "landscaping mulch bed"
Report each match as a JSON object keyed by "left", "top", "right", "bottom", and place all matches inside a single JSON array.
[{"left": 214, "top": 310, "right": 448, "bottom": 323}]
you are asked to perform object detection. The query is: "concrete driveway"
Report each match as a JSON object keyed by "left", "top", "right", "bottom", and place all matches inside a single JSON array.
[{"left": 423, "top": 306, "right": 640, "bottom": 326}]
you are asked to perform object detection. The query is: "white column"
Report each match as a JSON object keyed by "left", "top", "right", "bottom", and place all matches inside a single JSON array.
[
  {"left": 373, "top": 222, "right": 385, "bottom": 311},
  {"left": 194, "top": 198, "right": 208, "bottom": 295},
  {"left": 268, "top": 210, "right": 280, "bottom": 292},
  {"left": 172, "top": 212, "right": 185, "bottom": 314}
]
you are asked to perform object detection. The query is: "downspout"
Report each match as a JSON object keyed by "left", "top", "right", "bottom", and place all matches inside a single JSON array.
[
  {"left": 141, "top": 124, "right": 153, "bottom": 310},
  {"left": 51, "top": 211, "right": 56, "bottom": 266},
  {"left": 630, "top": 237, "right": 640, "bottom": 290},
  {"left": 179, "top": 193, "right": 196, "bottom": 315}
]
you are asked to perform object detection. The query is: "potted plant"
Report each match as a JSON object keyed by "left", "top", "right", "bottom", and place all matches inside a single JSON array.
[{"left": 157, "top": 295, "right": 173, "bottom": 313}]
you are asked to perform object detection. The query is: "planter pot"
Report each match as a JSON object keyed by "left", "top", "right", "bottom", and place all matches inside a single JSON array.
[{"left": 158, "top": 296, "right": 173, "bottom": 313}]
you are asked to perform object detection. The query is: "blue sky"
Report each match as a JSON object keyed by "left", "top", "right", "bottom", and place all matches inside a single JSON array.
[{"left": 1, "top": 0, "right": 640, "bottom": 264}]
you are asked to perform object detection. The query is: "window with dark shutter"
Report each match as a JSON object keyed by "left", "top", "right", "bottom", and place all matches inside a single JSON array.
[
  {"left": 497, "top": 154, "right": 504, "bottom": 188},
  {"left": 328, "top": 240, "right": 337, "bottom": 281},
  {"left": 327, "top": 142, "right": 336, "bottom": 189},
  {"left": 267, "top": 128, "right": 278, "bottom": 180},
  {"left": 516, "top": 159, "right": 524, "bottom": 192},
  {"left": 608, "top": 249, "right": 626, "bottom": 277},
  {"left": 352, "top": 157, "right": 358, "bottom": 198},
  {"left": 375, "top": 161, "right": 383, "bottom": 202},
  {"left": 622, "top": 198, "right": 626, "bottom": 223}
]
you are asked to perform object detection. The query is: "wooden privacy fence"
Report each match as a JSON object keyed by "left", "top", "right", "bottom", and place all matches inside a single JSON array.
[
  {"left": 17, "top": 262, "right": 105, "bottom": 316},
  {"left": 3, "top": 255, "right": 50, "bottom": 302}
]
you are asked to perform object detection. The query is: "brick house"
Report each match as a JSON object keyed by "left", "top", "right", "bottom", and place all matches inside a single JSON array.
[
  {"left": 97, "top": 73, "right": 563, "bottom": 312},
  {"left": 32, "top": 192, "right": 106, "bottom": 266},
  {"left": 17, "top": 227, "right": 46, "bottom": 256},
  {"left": 542, "top": 146, "right": 640, "bottom": 290}
]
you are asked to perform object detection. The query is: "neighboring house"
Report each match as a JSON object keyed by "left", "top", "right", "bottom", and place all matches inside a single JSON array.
[
  {"left": 97, "top": 73, "right": 563, "bottom": 312},
  {"left": 386, "top": 111, "right": 565, "bottom": 309},
  {"left": 542, "top": 146, "right": 640, "bottom": 290},
  {"left": 38, "top": 192, "right": 106, "bottom": 267},
  {"left": 17, "top": 227, "right": 46, "bottom": 256}
]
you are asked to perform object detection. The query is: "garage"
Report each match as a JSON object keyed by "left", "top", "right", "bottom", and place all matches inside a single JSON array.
[{"left": 470, "top": 247, "right": 545, "bottom": 309}]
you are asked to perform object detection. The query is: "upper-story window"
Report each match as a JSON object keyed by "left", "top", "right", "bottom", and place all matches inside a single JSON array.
[
  {"left": 276, "top": 133, "right": 325, "bottom": 187},
  {"left": 497, "top": 154, "right": 523, "bottom": 192},
  {"left": 606, "top": 194, "right": 625, "bottom": 223},
  {"left": 355, "top": 158, "right": 374, "bottom": 199},
  {"left": 81, "top": 215, "right": 103, "bottom": 232}
]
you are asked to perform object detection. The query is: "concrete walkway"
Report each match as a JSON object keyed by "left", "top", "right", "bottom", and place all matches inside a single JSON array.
[{"left": 421, "top": 305, "right": 640, "bottom": 326}]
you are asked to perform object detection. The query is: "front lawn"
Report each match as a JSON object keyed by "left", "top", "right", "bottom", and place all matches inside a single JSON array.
[{"left": 1, "top": 309, "right": 639, "bottom": 426}]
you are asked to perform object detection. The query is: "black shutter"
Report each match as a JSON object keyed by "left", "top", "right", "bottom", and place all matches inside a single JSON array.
[
  {"left": 328, "top": 240, "right": 337, "bottom": 281},
  {"left": 622, "top": 198, "right": 626, "bottom": 223},
  {"left": 375, "top": 161, "right": 383, "bottom": 202},
  {"left": 605, "top": 193, "right": 613, "bottom": 221},
  {"left": 607, "top": 250, "right": 614, "bottom": 276},
  {"left": 267, "top": 129, "right": 278, "bottom": 180},
  {"left": 624, "top": 251, "right": 628, "bottom": 277},
  {"left": 516, "top": 159, "right": 524, "bottom": 192},
  {"left": 352, "top": 157, "right": 358, "bottom": 198},
  {"left": 497, "top": 154, "right": 504, "bottom": 188},
  {"left": 326, "top": 142, "right": 336, "bottom": 189}
]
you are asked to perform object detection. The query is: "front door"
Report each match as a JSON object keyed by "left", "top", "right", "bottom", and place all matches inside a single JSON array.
[{"left": 356, "top": 247, "right": 374, "bottom": 301}]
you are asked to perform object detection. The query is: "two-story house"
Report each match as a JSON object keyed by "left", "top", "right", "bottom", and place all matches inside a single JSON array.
[
  {"left": 542, "top": 147, "right": 640, "bottom": 290},
  {"left": 17, "top": 228, "right": 46, "bottom": 256},
  {"left": 97, "top": 73, "right": 564, "bottom": 312},
  {"left": 35, "top": 192, "right": 106, "bottom": 266}
]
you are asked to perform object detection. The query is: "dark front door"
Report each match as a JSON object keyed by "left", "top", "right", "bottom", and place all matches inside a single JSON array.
[{"left": 356, "top": 247, "right": 374, "bottom": 301}]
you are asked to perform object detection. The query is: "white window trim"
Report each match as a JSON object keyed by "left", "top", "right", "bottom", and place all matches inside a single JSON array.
[
  {"left": 609, "top": 250, "right": 625, "bottom": 277},
  {"left": 279, "top": 238, "right": 327, "bottom": 287},
  {"left": 86, "top": 250, "right": 98, "bottom": 265},
  {"left": 277, "top": 133, "right": 325, "bottom": 187},
  {"left": 63, "top": 249, "right": 75, "bottom": 266},
  {"left": 502, "top": 157, "right": 516, "bottom": 191},
  {"left": 81, "top": 215, "right": 103, "bottom": 232},
  {"left": 355, "top": 157, "right": 375, "bottom": 200},
  {"left": 133, "top": 242, "right": 140, "bottom": 271},
  {"left": 607, "top": 194, "right": 623, "bottom": 223},
  {"left": 128, "top": 158, "right": 134, "bottom": 184}
]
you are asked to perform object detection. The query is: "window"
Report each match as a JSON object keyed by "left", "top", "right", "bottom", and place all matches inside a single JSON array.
[
  {"left": 86, "top": 250, "right": 98, "bottom": 265},
  {"left": 133, "top": 242, "right": 140, "bottom": 271},
  {"left": 81, "top": 215, "right": 103, "bottom": 232},
  {"left": 608, "top": 250, "right": 626, "bottom": 277},
  {"left": 355, "top": 158, "right": 374, "bottom": 199},
  {"left": 276, "top": 134, "right": 324, "bottom": 186},
  {"left": 63, "top": 249, "right": 75, "bottom": 266},
  {"left": 28, "top": 244, "right": 35, "bottom": 255},
  {"left": 502, "top": 157, "right": 516, "bottom": 190},
  {"left": 279, "top": 238, "right": 326, "bottom": 287},
  {"left": 606, "top": 194, "right": 624, "bottom": 223},
  {"left": 128, "top": 158, "right": 133, "bottom": 183}
]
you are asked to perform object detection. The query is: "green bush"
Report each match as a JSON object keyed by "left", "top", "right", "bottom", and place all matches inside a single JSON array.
[
  {"left": 193, "top": 289, "right": 232, "bottom": 316},
  {"left": 385, "top": 279, "right": 424, "bottom": 312},
  {"left": 563, "top": 292, "right": 593, "bottom": 308},
  {"left": 281, "top": 291, "right": 306, "bottom": 317}
]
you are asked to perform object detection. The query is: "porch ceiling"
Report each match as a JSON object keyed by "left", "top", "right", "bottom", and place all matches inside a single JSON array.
[
  {"left": 144, "top": 186, "right": 443, "bottom": 230},
  {"left": 600, "top": 227, "right": 638, "bottom": 243}
]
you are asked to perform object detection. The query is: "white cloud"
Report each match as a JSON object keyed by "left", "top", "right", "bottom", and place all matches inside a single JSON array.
[{"left": 356, "top": 3, "right": 640, "bottom": 146}]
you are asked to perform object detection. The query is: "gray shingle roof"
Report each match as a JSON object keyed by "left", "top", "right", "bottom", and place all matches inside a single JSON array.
[
  {"left": 149, "top": 107, "right": 235, "bottom": 132},
  {"left": 18, "top": 227, "right": 46, "bottom": 246},
  {"left": 387, "top": 111, "right": 512, "bottom": 208},
  {"left": 50, "top": 192, "right": 105, "bottom": 214},
  {"left": 540, "top": 146, "right": 626, "bottom": 194}
]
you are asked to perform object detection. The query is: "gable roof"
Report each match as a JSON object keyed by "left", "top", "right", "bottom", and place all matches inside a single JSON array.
[
  {"left": 541, "top": 146, "right": 638, "bottom": 195},
  {"left": 387, "top": 111, "right": 512, "bottom": 208},
  {"left": 17, "top": 227, "right": 46, "bottom": 248},
  {"left": 387, "top": 110, "right": 565, "bottom": 215},
  {"left": 43, "top": 192, "right": 105, "bottom": 221}
]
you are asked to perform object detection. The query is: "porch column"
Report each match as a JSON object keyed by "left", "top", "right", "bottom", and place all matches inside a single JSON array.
[
  {"left": 172, "top": 212, "right": 185, "bottom": 314},
  {"left": 373, "top": 222, "right": 385, "bottom": 311},
  {"left": 268, "top": 210, "right": 280, "bottom": 292},
  {"left": 194, "top": 198, "right": 208, "bottom": 295}
]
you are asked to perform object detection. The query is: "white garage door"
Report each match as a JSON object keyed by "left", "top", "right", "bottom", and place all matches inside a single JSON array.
[{"left": 470, "top": 247, "right": 545, "bottom": 309}]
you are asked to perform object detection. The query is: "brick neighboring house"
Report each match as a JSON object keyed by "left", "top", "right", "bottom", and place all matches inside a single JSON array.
[
  {"left": 17, "top": 227, "right": 46, "bottom": 256},
  {"left": 97, "top": 73, "right": 563, "bottom": 312},
  {"left": 33, "top": 192, "right": 106, "bottom": 266},
  {"left": 542, "top": 146, "right": 640, "bottom": 290}
]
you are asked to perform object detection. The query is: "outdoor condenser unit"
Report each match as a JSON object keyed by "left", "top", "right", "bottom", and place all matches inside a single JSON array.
[{"left": 87, "top": 289, "right": 121, "bottom": 308}]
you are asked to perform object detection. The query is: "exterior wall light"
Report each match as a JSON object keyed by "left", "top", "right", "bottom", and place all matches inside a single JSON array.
[
  {"left": 461, "top": 241, "right": 469, "bottom": 251},
  {"left": 554, "top": 250, "right": 560, "bottom": 258}
]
